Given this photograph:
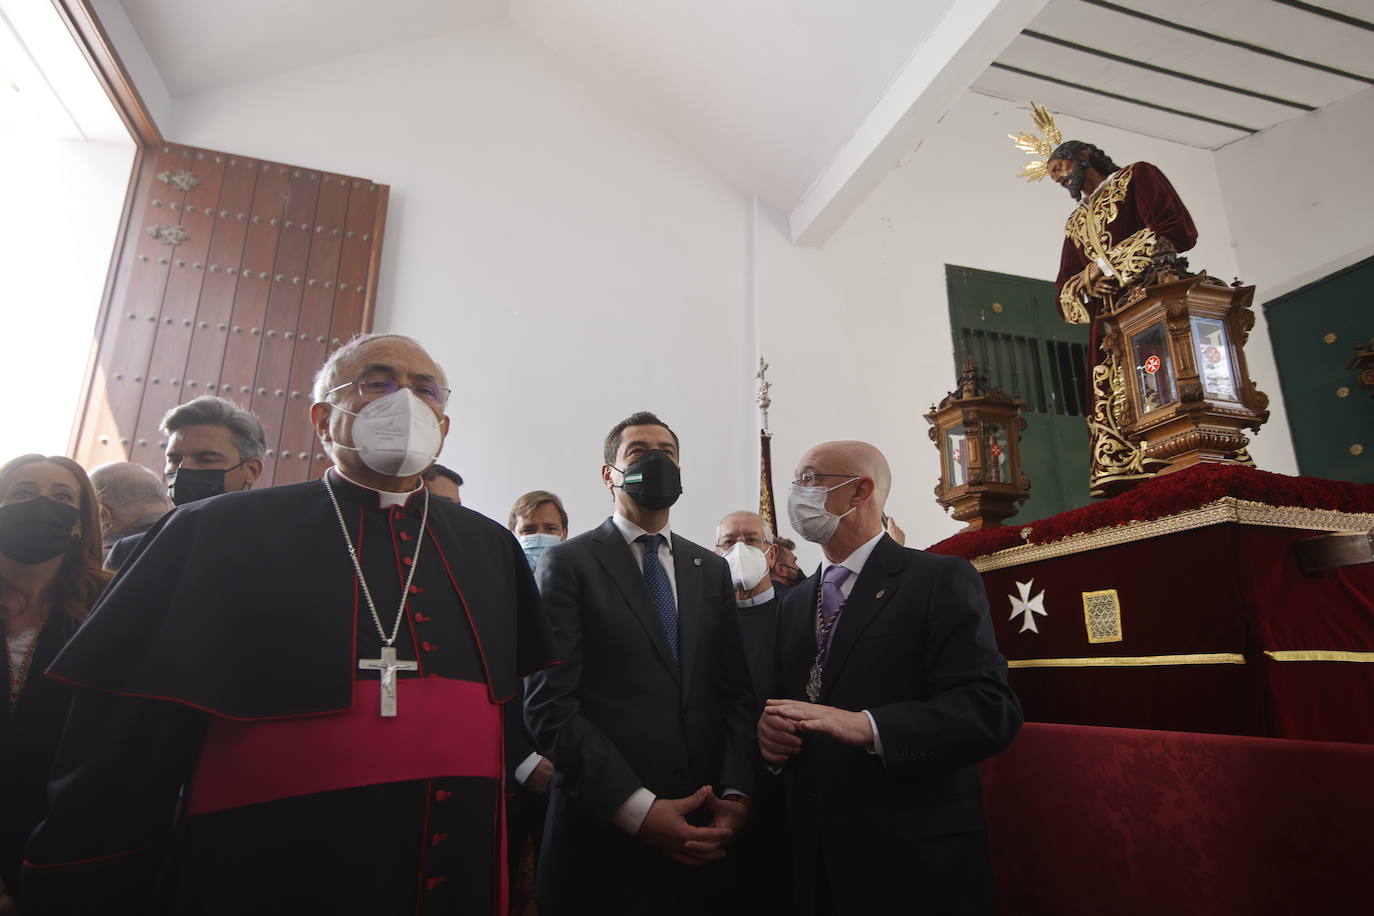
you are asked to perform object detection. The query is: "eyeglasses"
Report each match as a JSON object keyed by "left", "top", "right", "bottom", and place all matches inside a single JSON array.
[
  {"left": 716, "top": 533, "right": 770, "bottom": 550},
  {"left": 791, "top": 471, "right": 857, "bottom": 488},
  {"left": 327, "top": 374, "right": 451, "bottom": 408}
]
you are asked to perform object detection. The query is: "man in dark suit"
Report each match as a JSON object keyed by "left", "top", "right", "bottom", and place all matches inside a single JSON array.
[
  {"left": 770, "top": 535, "right": 802, "bottom": 593},
  {"left": 89, "top": 461, "right": 171, "bottom": 571},
  {"left": 525, "top": 411, "right": 756, "bottom": 916},
  {"left": 758, "top": 439, "right": 1023, "bottom": 916},
  {"left": 713, "top": 510, "right": 790, "bottom": 916}
]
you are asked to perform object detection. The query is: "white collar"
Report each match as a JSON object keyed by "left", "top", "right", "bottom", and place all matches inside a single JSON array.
[
  {"left": 1079, "top": 168, "right": 1119, "bottom": 204},
  {"left": 331, "top": 468, "right": 423, "bottom": 508},
  {"left": 611, "top": 512, "right": 673, "bottom": 549},
  {"left": 823, "top": 529, "right": 886, "bottom": 581},
  {"left": 736, "top": 585, "right": 776, "bottom": 608}
]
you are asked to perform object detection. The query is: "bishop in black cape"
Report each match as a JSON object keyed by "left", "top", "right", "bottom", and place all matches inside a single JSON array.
[{"left": 21, "top": 468, "right": 555, "bottom": 915}]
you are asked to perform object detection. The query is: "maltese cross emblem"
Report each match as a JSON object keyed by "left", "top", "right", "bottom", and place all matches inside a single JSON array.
[{"left": 1009, "top": 579, "right": 1048, "bottom": 634}]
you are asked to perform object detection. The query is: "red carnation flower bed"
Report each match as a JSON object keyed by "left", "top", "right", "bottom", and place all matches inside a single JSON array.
[{"left": 927, "top": 464, "right": 1374, "bottom": 561}]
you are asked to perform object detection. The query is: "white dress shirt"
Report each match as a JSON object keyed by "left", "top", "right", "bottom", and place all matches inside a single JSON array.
[
  {"left": 607, "top": 512, "right": 744, "bottom": 834},
  {"left": 610, "top": 513, "right": 679, "bottom": 602},
  {"left": 820, "top": 529, "right": 888, "bottom": 758}
]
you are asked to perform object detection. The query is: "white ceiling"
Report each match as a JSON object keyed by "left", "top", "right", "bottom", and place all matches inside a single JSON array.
[
  {"left": 103, "top": 0, "right": 1374, "bottom": 244},
  {"left": 508, "top": 0, "right": 959, "bottom": 214},
  {"left": 118, "top": 0, "right": 506, "bottom": 97},
  {"left": 972, "top": 0, "right": 1374, "bottom": 148},
  {"left": 109, "top": 0, "right": 1039, "bottom": 243}
]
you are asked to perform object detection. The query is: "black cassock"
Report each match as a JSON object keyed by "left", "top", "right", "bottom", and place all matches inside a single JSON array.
[{"left": 21, "top": 470, "right": 555, "bottom": 915}]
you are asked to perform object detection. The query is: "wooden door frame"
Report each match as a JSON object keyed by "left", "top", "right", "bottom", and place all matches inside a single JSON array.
[{"left": 56, "top": 0, "right": 384, "bottom": 465}]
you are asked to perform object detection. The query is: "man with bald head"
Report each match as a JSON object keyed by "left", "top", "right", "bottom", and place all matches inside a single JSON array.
[
  {"left": 758, "top": 440, "right": 1022, "bottom": 915},
  {"left": 89, "top": 461, "right": 171, "bottom": 570},
  {"left": 25, "top": 333, "right": 555, "bottom": 915}
]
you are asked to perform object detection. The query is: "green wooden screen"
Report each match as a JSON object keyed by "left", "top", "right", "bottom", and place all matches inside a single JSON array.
[
  {"left": 1264, "top": 256, "right": 1374, "bottom": 484},
  {"left": 945, "top": 264, "right": 1093, "bottom": 522}
]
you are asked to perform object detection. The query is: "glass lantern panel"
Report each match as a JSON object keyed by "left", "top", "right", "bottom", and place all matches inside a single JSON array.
[
  {"left": 983, "top": 422, "right": 1007, "bottom": 484},
  {"left": 1130, "top": 323, "right": 1175, "bottom": 411},
  {"left": 1190, "top": 316, "right": 1239, "bottom": 401},
  {"left": 945, "top": 425, "right": 968, "bottom": 487}
]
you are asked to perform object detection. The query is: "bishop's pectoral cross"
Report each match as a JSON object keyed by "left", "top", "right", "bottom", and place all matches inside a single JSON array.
[{"left": 359, "top": 646, "right": 418, "bottom": 717}]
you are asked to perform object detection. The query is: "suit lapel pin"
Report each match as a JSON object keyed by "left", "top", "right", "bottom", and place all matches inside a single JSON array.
[
  {"left": 875, "top": 589, "right": 885, "bottom": 599},
  {"left": 693, "top": 558, "right": 701, "bottom": 566}
]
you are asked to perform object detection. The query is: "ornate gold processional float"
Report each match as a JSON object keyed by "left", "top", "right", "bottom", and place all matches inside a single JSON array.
[
  {"left": 922, "top": 103, "right": 1374, "bottom": 751},
  {"left": 1014, "top": 102, "right": 1269, "bottom": 496}
]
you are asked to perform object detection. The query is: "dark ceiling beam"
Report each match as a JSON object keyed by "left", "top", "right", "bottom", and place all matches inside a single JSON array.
[
  {"left": 1076, "top": 0, "right": 1374, "bottom": 85},
  {"left": 988, "top": 62, "right": 1259, "bottom": 133},
  {"left": 1270, "top": 0, "right": 1374, "bottom": 32},
  {"left": 1022, "top": 29, "right": 1316, "bottom": 110}
]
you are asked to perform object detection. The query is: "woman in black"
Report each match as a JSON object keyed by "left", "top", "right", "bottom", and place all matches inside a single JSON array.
[{"left": 0, "top": 454, "right": 111, "bottom": 908}]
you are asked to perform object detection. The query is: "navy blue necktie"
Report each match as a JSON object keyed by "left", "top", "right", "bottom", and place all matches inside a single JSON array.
[{"left": 638, "top": 533, "right": 679, "bottom": 661}]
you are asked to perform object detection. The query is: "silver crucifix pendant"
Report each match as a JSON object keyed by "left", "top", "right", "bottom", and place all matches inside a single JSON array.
[
  {"left": 806, "top": 656, "right": 823, "bottom": 703},
  {"left": 358, "top": 646, "right": 419, "bottom": 717}
]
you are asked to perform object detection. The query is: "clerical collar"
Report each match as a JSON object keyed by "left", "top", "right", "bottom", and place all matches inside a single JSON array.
[
  {"left": 326, "top": 468, "right": 425, "bottom": 509},
  {"left": 611, "top": 513, "right": 673, "bottom": 549},
  {"left": 736, "top": 585, "right": 775, "bottom": 608}
]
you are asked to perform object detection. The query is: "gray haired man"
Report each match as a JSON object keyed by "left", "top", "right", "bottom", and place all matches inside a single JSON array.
[
  {"left": 160, "top": 395, "right": 268, "bottom": 505},
  {"left": 89, "top": 461, "right": 172, "bottom": 568}
]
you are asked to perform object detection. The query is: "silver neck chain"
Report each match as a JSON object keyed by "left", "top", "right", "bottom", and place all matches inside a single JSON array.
[{"left": 323, "top": 473, "right": 430, "bottom": 648}]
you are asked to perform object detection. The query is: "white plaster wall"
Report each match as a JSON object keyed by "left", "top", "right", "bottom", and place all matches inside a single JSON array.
[
  {"left": 1217, "top": 88, "right": 1374, "bottom": 301},
  {"left": 755, "top": 90, "right": 1251, "bottom": 563},
  {"left": 169, "top": 22, "right": 756, "bottom": 545},
  {"left": 159, "top": 26, "right": 1314, "bottom": 561},
  {"left": 1215, "top": 87, "right": 1374, "bottom": 477},
  {"left": 0, "top": 137, "right": 135, "bottom": 460},
  {"left": 91, "top": 0, "right": 175, "bottom": 136}
]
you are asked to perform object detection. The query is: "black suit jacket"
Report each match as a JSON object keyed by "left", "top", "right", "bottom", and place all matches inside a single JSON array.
[
  {"left": 735, "top": 592, "right": 780, "bottom": 709},
  {"left": 1, "top": 615, "right": 77, "bottom": 892},
  {"left": 105, "top": 530, "right": 146, "bottom": 572},
  {"left": 525, "top": 517, "right": 756, "bottom": 914},
  {"left": 776, "top": 534, "right": 1022, "bottom": 915}
]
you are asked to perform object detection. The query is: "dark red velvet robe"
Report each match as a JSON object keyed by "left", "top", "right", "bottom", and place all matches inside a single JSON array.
[{"left": 1054, "top": 161, "right": 1198, "bottom": 324}]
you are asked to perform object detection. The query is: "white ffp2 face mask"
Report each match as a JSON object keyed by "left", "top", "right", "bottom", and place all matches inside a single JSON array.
[
  {"left": 333, "top": 388, "right": 443, "bottom": 478},
  {"left": 787, "top": 477, "right": 859, "bottom": 545},
  {"left": 723, "top": 542, "right": 770, "bottom": 592}
]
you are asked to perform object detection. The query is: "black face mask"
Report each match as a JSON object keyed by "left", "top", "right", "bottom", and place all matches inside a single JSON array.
[
  {"left": 168, "top": 466, "right": 235, "bottom": 507},
  {"left": 613, "top": 449, "right": 682, "bottom": 511},
  {"left": 0, "top": 496, "right": 80, "bottom": 564}
]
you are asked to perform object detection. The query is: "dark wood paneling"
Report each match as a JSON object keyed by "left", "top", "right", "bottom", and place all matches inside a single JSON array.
[
  {"left": 329, "top": 180, "right": 385, "bottom": 353},
  {"left": 183, "top": 154, "right": 260, "bottom": 406},
  {"left": 251, "top": 168, "right": 321, "bottom": 484},
  {"left": 275, "top": 172, "right": 351, "bottom": 485},
  {"left": 75, "top": 144, "right": 190, "bottom": 470},
  {"left": 130, "top": 150, "right": 228, "bottom": 471},
  {"left": 72, "top": 145, "right": 387, "bottom": 486}
]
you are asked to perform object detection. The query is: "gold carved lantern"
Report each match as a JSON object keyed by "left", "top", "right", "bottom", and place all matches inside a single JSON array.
[
  {"left": 925, "top": 357, "right": 1030, "bottom": 531},
  {"left": 1103, "top": 274, "right": 1269, "bottom": 471}
]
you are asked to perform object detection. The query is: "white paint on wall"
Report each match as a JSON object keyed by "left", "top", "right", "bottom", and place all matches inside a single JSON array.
[
  {"left": 1214, "top": 87, "right": 1374, "bottom": 478},
  {"left": 0, "top": 137, "right": 135, "bottom": 461},
  {"left": 756, "top": 91, "right": 1256, "bottom": 563},
  {"left": 158, "top": 24, "right": 1315, "bottom": 559},
  {"left": 90, "top": 0, "right": 175, "bottom": 136},
  {"left": 171, "top": 22, "right": 756, "bottom": 546}
]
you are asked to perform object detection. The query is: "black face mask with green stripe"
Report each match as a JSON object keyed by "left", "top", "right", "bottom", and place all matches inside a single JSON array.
[{"left": 614, "top": 450, "right": 682, "bottom": 511}]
